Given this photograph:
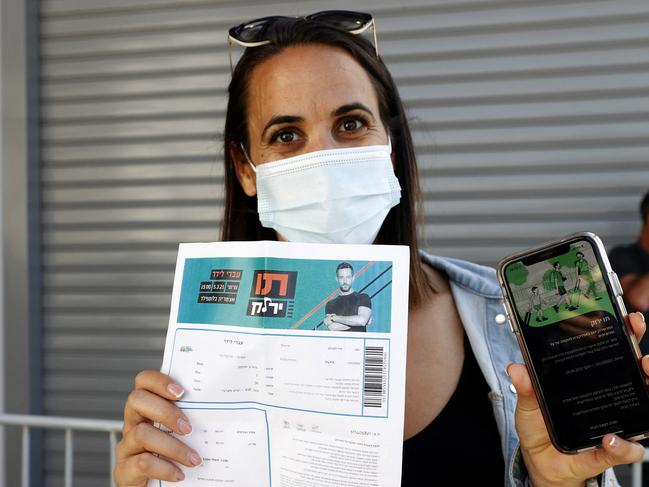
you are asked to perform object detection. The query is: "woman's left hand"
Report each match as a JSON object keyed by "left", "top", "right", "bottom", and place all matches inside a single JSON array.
[{"left": 508, "top": 312, "right": 648, "bottom": 487}]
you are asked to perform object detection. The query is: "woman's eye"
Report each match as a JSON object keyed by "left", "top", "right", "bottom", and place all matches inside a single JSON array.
[
  {"left": 339, "top": 118, "right": 365, "bottom": 133},
  {"left": 273, "top": 130, "right": 298, "bottom": 144}
]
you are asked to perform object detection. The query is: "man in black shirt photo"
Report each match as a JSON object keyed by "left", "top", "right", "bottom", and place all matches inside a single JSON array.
[
  {"left": 324, "top": 262, "right": 372, "bottom": 332},
  {"left": 610, "top": 190, "right": 649, "bottom": 353}
]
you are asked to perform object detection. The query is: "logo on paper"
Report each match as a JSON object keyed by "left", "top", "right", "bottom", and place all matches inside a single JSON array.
[{"left": 247, "top": 270, "right": 297, "bottom": 318}]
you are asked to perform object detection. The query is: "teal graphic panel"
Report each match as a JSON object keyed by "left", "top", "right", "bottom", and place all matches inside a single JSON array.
[{"left": 177, "top": 257, "right": 393, "bottom": 332}]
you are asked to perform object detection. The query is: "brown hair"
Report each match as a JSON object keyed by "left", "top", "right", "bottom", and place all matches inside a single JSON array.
[{"left": 221, "top": 18, "right": 432, "bottom": 308}]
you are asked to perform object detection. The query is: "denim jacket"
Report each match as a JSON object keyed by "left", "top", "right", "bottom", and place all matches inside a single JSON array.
[{"left": 421, "top": 251, "right": 618, "bottom": 487}]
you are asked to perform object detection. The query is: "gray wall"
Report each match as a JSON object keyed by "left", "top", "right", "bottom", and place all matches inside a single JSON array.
[
  {"left": 0, "top": 0, "right": 5, "bottom": 482},
  {"left": 2, "top": 0, "right": 42, "bottom": 484},
  {"left": 5, "top": 0, "right": 649, "bottom": 485}
]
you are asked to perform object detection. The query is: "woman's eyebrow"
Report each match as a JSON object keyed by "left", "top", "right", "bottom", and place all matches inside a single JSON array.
[
  {"left": 331, "top": 103, "right": 375, "bottom": 119},
  {"left": 261, "top": 115, "right": 303, "bottom": 139}
]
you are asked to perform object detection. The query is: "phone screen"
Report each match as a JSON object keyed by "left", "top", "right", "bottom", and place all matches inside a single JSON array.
[{"left": 503, "top": 238, "right": 649, "bottom": 450}]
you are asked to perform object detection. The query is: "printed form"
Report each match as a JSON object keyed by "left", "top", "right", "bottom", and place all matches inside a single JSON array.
[{"left": 150, "top": 241, "right": 410, "bottom": 487}]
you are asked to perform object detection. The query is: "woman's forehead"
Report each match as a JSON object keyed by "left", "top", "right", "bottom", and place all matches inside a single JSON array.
[{"left": 246, "top": 44, "right": 379, "bottom": 124}]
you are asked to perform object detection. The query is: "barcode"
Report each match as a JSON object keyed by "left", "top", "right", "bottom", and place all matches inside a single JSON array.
[{"left": 363, "top": 346, "right": 386, "bottom": 408}]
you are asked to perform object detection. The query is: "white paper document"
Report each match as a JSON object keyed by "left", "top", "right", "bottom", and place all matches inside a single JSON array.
[{"left": 150, "top": 241, "right": 409, "bottom": 487}]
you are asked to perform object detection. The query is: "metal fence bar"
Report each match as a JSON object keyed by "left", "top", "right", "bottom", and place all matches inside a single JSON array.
[
  {"left": 0, "top": 414, "right": 122, "bottom": 432},
  {"left": 632, "top": 461, "right": 642, "bottom": 487},
  {"left": 21, "top": 426, "right": 30, "bottom": 487},
  {"left": 631, "top": 448, "right": 649, "bottom": 487},
  {"left": 110, "top": 431, "right": 118, "bottom": 487},
  {"left": 64, "top": 428, "right": 73, "bottom": 487}
]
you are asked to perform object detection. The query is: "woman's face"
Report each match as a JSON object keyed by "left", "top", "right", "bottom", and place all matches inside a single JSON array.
[{"left": 233, "top": 43, "right": 389, "bottom": 197}]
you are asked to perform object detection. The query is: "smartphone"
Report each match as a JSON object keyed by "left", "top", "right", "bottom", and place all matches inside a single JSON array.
[{"left": 497, "top": 231, "right": 649, "bottom": 453}]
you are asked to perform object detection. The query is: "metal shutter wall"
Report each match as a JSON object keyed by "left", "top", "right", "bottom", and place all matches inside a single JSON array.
[{"left": 40, "top": 0, "right": 649, "bottom": 485}]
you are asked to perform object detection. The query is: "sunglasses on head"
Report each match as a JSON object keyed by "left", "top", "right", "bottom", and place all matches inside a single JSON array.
[{"left": 227, "top": 10, "right": 378, "bottom": 71}]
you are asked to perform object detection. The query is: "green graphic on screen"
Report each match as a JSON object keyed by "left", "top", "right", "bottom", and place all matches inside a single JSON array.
[{"left": 505, "top": 243, "right": 615, "bottom": 327}]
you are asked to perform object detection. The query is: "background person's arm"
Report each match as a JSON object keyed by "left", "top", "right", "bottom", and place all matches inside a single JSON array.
[{"left": 620, "top": 273, "right": 649, "bottom": 311}]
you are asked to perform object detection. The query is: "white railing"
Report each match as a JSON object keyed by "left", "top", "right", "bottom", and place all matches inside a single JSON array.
[
  {"left": 0, "top": 413, "right": 122, "bottom": 487},
  {"left": 631, "top": 448, "right": 649, "bottom": 487}
]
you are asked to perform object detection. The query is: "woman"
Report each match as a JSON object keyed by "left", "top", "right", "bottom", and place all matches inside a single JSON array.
[{"left": 114, "top": 12, "right": 648, "bottom": 486}]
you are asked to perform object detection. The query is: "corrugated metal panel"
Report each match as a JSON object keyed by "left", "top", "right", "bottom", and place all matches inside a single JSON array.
[{"left": 40, "top": 0, "right": 649, "bottom": 484}]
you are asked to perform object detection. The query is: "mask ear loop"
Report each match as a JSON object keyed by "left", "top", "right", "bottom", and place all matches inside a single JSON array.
[{"left": 239, "top": 142, "right": 258, "bottom": 173}]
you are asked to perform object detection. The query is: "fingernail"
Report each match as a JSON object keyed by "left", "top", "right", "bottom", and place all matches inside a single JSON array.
[
  {"left": 188, "top": 451, "right": 203, "bottom": 466},
  {"left": 176, "top": 470, "right": 185, "bottom": 481},
  {"left": 608, "top": 435, "right": 618, "bottom": 448},
  {"left": 167, "top": 383, "right": 185, "bottom": 399},
  {"left": 505, "top": 363, "right": 512, "bottom": 377},
  {"left": 177, "top": 417, "right": 192, "bottom": 435},
  {"left": 639, "top": 313, "right": 646, "bottom": 324}
]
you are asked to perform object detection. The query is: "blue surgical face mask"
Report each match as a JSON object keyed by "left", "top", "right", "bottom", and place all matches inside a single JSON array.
[{"left": 243, "top": 139, "right": 401, "bottom": 244}]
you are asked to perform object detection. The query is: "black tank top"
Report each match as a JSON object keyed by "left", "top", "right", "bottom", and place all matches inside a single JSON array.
[{"left": 401, "top": 333, "right": 505, "bottom": 485}]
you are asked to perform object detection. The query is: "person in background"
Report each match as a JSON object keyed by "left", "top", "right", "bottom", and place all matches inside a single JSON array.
[{"left": 610, "top": 190, "right": 649, "bottom": 353}]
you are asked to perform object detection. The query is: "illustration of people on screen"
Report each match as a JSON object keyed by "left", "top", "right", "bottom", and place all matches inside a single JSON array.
[
  {"left": 545, "top": 261, "right": 577, "bottom": 312},
  {"left": 324, "top": 262, "right": 372, "bottom": 332},
  {"left": 526, "top": 286, "right": 548, "bottom": 324},
  {"left": 574, "top": 251, "right": 601, "bottom": 302}
]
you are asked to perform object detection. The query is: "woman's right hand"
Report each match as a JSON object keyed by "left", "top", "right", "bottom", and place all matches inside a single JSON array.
[{"left": 114, "top": 371, "right": 203, "bottom": 486}]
